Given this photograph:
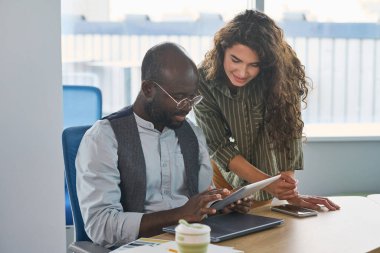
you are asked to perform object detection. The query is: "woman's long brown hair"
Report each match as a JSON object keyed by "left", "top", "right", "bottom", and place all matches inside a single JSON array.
[{"left": 201, "top": 10, "right": 310, "bottom": 154}]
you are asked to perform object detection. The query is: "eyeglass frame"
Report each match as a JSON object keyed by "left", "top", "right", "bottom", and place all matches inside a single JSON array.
[{"left": 146, "top": 80, "right": 203, "bottom": 110}]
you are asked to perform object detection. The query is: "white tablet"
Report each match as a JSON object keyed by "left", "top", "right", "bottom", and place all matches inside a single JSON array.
[{"left": 210, "top": 175, "right": 281, "bottom": 211}]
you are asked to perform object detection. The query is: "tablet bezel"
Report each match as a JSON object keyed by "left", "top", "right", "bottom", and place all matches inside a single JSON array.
[{"left": 210, "top": 175, "right": 281, "bottom": 211}]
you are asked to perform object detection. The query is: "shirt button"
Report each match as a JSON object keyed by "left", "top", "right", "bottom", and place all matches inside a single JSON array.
[{"left": 162, "top": 162, "right": 167, "bottom": 167}]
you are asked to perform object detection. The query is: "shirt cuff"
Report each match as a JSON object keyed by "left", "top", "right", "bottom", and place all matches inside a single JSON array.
[
  {"left": 211, "top": 144, "right": 240, "bottom": 172},
  {"left": 117, "top": 212, "right": 144, "bottom": 246}
]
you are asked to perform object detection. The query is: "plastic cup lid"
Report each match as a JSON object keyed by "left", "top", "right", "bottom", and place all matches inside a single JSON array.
[{"left": 175, "top": 219, "right": 211, "bottom": 234}]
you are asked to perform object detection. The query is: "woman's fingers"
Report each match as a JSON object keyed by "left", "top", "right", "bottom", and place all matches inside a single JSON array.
[
  {"left": 279, "top": 172, "right": 297, "bottom": 184},
  {"left": 302, "top": 196, "right": 340, "bottom": 211},
  {"left": 289, "top": 195, "right": 341, "bottom": 211}
]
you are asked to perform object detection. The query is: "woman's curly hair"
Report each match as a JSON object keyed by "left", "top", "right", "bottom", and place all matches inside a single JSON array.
[{"left": 201, "top": 10, "right": 310, "bottom": 153}]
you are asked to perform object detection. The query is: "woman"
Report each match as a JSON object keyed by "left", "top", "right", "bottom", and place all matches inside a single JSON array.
[{"left": 194, "top": 10, "right": 339, "bottom": 210}]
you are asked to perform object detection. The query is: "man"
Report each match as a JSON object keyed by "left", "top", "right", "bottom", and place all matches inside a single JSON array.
[{"left": 76, "top": 42, "right": 253, "bottom": 248}]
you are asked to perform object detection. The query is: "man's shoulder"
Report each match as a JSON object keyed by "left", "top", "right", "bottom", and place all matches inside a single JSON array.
[
  {"left": 84, "top": 119, "right": 113, "bottom": 138},
  {"left": 104, "top": 106, "right": 134, "bottom": 121}
]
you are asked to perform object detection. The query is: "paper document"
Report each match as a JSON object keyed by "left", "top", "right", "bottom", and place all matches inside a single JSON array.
[
  {"left": 111, "top": 240, "right": 243, "bottom": 253},
  {"left": 110, "top": 238, "right": 169, "bottom": 252}
]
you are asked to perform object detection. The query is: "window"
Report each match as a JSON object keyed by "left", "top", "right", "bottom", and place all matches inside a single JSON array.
[{"left": 62, "top": 0, "right": 380, "bottom": 136}]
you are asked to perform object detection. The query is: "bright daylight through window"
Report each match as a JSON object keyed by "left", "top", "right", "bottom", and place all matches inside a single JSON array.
[{"left": 61, "top": 0, "right": 380, "bottom": 138}]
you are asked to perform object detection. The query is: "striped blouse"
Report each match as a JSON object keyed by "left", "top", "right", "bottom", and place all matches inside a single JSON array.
[{"left": 194, "top": 68, "right": 303, "bottom": 201}]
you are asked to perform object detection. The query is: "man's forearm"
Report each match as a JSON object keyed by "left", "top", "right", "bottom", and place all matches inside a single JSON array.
[{"left": 138, "top": 206, "right": 184, "bottom": 237}]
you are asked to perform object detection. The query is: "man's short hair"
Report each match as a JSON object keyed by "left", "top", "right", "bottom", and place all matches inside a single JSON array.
[{"left": 141, "top": 42, "right": 190, "bottom": 84}]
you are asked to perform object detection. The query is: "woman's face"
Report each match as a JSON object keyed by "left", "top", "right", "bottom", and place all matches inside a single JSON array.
[{"left": 223, "top": 43, "right": 261, "bottom": 87}]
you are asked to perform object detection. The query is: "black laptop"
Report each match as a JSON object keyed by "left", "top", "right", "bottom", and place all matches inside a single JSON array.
[{"left": 162, "top": 212, "right": 283, "bottom": 243}]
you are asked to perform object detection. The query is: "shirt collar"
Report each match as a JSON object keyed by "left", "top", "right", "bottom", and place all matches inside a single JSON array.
[
  {"left": 134, "top": 112, "right": 156, "bottom": 130},
  {"left": 133, "top": 112, "right": 172, "bottom": 134}
]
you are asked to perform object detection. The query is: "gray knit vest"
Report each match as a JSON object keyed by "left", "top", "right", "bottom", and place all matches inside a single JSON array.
[{"left": 104, "top": 106, "right": 200, "bottom": 212}]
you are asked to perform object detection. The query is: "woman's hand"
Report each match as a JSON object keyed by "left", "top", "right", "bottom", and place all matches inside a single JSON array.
[
  {"left": 264, "top": 172, "right": 298, "bottom": 200},
  {"left": 287, "top": 195, "right": 341, "bottom": 211}
]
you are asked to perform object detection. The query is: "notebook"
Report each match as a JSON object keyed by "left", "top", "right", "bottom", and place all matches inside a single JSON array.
[{"left": 162, "top": 212, "right": 283, "bottom": 242}]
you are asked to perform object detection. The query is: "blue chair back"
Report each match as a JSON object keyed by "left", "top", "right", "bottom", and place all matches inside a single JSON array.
[
  {"left": 63, "top": 85, "right": 102, "bottom": 226},
  {"left": 63, "top": 85, "right": 102, "bottom": 129},
  {"left": 62, "top": 125, "right": 92, "bottom": 242}
]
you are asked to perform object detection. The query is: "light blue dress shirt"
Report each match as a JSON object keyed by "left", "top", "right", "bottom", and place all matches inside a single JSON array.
[{"left": 76, "top": 113, "right": 213, "bottom": 248}]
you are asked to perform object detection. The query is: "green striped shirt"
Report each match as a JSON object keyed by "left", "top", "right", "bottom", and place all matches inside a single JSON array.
[{"left": 194, "top": 68, "right": 303, "bottom": 201}]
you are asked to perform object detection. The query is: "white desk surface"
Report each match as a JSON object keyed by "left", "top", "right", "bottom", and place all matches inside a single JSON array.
[{"left": 367, "top": 194, "right": 380, "bottom": 205}]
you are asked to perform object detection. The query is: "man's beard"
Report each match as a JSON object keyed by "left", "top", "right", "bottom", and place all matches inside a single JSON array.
[{"left": 144, "top": 99, "right": 184, "bottom": 129}]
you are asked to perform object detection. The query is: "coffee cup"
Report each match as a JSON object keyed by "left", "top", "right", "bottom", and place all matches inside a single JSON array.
[{"left": 175, "top": 219, "right": 211, "bottom": 253}]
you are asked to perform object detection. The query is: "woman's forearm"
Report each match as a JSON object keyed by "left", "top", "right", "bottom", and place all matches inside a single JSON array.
[{"left": 228, "top": 155, "right": 270, "bottom": 183}]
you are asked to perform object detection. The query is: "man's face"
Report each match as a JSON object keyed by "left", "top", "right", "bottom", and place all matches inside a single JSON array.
[
  {"left": 144, "top": 79, "right": 197, "bottom": 129},
  {"left": 144, "top": 96, "right": 185, "bottom": 129}
]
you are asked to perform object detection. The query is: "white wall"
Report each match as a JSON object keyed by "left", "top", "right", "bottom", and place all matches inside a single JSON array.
[
  {"left": 297, "top": 140, "right": 380, "bottom": 196},
  {"left": 0, "top": 1, "right": 65, "bottom": 253}
]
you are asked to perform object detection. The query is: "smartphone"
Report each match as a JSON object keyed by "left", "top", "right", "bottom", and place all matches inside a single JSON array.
[{"left": 271, "top": 204, "right": 318, "bottom": 217}]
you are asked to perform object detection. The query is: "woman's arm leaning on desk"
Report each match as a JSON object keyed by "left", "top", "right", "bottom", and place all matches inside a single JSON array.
[
  {"left": 228, "top": 155, "right": 299, "bottom": 200},
  {"left": 214, "top": 153, "right": 340, "bottom": 211}
]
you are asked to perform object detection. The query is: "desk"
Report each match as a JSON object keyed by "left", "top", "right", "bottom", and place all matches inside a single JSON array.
[
  {"left": 368, "top": 194, "right": 380, "bottom": 205},
  {"left": 156, "top": 196, "right": 380, "bottom": 253}
]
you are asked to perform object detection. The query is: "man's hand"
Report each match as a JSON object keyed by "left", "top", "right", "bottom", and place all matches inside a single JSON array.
[
  {"left": 139, "top": 188, "right": 228, "bottom": 237},
  {"left": 218, "top": 187, "right": 254, "bottom": 214},
  {"left": 264, "top": 172, "right": 298, "bottom": 200},
  {"left": 287, "top": 195, "right": 341, "bottom": 211},
  {"left": 180, "top": 188, "right": 229, "bottom": 222},
  {"left": 222, "top": 195, "right": 255, "bottom": 214}
]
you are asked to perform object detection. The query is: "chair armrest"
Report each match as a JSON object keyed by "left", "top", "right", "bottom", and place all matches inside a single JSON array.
[{"left": 68, "top": 241, "right": 111, "bottom": 253}]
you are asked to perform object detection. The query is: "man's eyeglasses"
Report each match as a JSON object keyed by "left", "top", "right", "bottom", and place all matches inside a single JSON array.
[{"left": 148, "top": 80, "right": 203, "bottom": 110}]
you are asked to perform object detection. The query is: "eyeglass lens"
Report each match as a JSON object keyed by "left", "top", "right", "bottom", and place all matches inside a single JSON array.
[{"left": 177, "top": 96, "right": 202, "bottom": 109}]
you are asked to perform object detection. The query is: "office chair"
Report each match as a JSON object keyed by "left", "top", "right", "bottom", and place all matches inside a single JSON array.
[
  {"left": 62, "top": 126, "right": 110, "bottom": 253},
  {"left": 63, "top": 85, "right": 102, "bottom": 226},
  {"left": 63, "top": 85, "right": 102, "bottom": 129}
]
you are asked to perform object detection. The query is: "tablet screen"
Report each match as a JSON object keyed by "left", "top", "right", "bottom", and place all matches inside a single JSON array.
[{"left": 210, "top": 175, "right": 281, "bottom": 211}]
